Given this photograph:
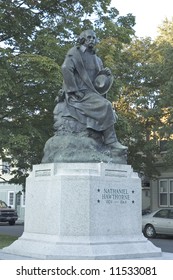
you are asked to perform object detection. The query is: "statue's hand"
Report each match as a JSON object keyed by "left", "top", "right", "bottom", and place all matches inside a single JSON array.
[
  {"left": 101, "top": 67, "right": 112, "bottom": 76},
  {"left": 74, "top": 91, "right": 85, "bottom": 99},
  {"left": 68, "top": 91, "right": 84, "bottom": 101}
]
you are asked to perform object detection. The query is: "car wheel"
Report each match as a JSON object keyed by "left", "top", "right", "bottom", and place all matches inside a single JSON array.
[
  {"left": 9, "top": 220, "right": 15, "bottom": 226},
  {"left": 144, "top": 224, "right": 156, "bottom": 238}
]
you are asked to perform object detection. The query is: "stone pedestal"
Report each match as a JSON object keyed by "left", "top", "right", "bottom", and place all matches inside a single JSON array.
[{"left": 3, "top": 163, "right": 161, "bottom": 259}]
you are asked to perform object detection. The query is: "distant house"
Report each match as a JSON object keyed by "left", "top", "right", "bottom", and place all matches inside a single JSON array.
[
  {"left": 147, "top": 141, "right": 173, "bottom": 211},
  {"left": 0, "top": 159, "right": 25, "bottom": 222},
  {"left": 150, "top": 164, "right": 173, "bottom": 211},
  {"left": 142, "top": 186, "right": 150, "bottom": 210}
]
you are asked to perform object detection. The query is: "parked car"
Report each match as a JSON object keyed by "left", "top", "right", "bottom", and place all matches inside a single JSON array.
[
  {"left": 142, "top": 208, "right": 151, "bottom": 215},
  {"left": 0, "top": 200, "right": 18, "bottom": 225},
  {"left": 142, "top": 208, "right": 173, "bottom": 238}
]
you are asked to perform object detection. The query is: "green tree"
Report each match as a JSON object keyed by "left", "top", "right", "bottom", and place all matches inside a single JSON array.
[
  {"left": 114, "top": 37, "right": 161, "bottom": 178},
  {"left": 110, "top": 19, "right": 173, "bottom": 178},
  {"left": 152, "top": 19, "right": 173, "bottom": 168},
  {"left": 0, "top": 0, "right": 135, "bottom": 186}
]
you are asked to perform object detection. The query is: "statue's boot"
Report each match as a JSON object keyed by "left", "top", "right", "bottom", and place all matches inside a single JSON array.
[{"left": 103, "top": 126, "right": 128, "bottom": 152}]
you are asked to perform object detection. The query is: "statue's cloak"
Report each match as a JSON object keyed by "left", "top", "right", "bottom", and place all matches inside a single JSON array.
[{"left": 60, "top": 46, "right": 116, "bottom": 131}]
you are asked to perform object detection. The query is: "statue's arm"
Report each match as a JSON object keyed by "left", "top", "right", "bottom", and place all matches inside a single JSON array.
[
  {"left": 61, "top": 56, "right": 78, "bottom": 93},
  {"left": 97, "top": 56, "right": 112, "bottom": 76}
]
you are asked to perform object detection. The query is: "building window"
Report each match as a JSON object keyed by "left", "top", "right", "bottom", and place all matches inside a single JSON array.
[
  {"left": 1, "top": 162, "right": 10, "bottom": 174},
  {"left": 159, "top": 179, "right": 173, "bottom": 207},
  {"left": 21, "top": 192, "right": 25, "bottom": 207},
  {"left": 145, "top": 190, "right": 150, "bottom": 197},
  {"left": 8, "top": 191, "right": 15, "bottom": 208},
  {"left": 16, "top": 194, "right": 21, "bottom": 206},
  {"left": 170, "top": 180, "right": 173, "bottom": 206}
]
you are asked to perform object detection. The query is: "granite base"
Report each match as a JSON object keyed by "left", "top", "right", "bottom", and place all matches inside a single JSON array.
[{"left": 3, "top": 163, "right": 161, "bottom": 259}]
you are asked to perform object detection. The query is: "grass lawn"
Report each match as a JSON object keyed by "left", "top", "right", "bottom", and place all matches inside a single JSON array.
[{"left": 0, "top": 234, "right": 18, "bottom": 249}]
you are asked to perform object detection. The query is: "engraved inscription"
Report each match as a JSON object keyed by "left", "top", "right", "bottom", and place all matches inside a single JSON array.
[
  {"left": 35, "top": 169, "right": 51, "bottom": 177},
  {"left": 105, "top": 169, "right": 127, "bottom": 177},
  {"left": 101, "top": 188, "right": 130, "bottom": 204}
]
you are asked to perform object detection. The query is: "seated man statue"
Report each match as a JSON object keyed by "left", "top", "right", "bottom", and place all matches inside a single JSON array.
[
  {"left": 42, "top": 29, "right": 127, "bottom": 163},
  {"left": 59, "top": 29, "right": 126, "bottom": 151}
]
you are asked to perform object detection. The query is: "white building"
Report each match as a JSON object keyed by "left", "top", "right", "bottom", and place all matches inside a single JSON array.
[{"left": 0, "top": 159, "right": 25, "bottom": 222}]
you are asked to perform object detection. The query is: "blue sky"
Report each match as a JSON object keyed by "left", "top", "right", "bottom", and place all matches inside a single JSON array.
[{"left": 111, "top": 0, "right": 173, "bottom": 38}]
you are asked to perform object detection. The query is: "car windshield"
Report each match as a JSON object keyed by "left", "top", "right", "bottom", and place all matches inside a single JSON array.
[
  {"left": 0, "top": 201, "right": 8, "bottom": 208},
  {"left": 168, "top": 209, "right": 173, "bottom": 219},
  {"left": 153, "top": 209, "right": 169, "bottom": 218}
]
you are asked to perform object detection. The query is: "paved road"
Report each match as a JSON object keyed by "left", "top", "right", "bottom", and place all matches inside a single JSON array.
[
  {"left": 1, "top": 223, "right": 173, "bottom": 253},
  {"left": 149, "top": 236, "right": 173, "bottom": 253},
  {"left": 0, "top": 222, "right": 24, "bottom": 237}
]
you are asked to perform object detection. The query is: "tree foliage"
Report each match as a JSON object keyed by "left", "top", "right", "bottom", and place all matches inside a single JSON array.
[
  {"left": 113, "top": 19, "right": 173, "bottom": 178},
  {"left": 1, "top": 1, "right": 173, "bottom": 185},
  {"left": 0, "top": 0, "right": 135, "bottom": 186}
]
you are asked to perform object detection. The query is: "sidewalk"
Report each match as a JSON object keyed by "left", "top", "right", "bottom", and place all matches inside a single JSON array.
[{"left": 0, "top": 250, "right": 173, "bottom": 260}]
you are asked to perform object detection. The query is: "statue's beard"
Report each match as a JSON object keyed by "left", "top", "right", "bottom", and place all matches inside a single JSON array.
[
  {"left": 87, "top": 43, "right": 95, "bottom": 50},
  {"left": 89, "top": 42, "right": 94, "bottom": 47}
]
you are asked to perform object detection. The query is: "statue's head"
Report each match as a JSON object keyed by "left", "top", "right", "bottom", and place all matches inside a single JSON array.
[{"left": 77, "top": 30, "right": 98, "bottom": 49}]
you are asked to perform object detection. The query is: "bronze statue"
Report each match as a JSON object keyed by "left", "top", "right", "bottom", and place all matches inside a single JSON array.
[{"left": 42, "top": 30, "right": 127, "bottom": 164}]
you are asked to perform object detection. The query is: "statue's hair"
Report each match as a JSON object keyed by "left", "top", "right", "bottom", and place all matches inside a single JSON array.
[{"left": 77, "top": 29, "right": 98, "bottom": 45}]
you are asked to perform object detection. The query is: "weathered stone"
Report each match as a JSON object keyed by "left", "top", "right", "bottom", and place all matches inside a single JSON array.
[
  {"left": 42, "top": 134, "right": 127, "bottom": 164},
  {"left": 3, "top": 163, "right": 161, "bottom": 259}
]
